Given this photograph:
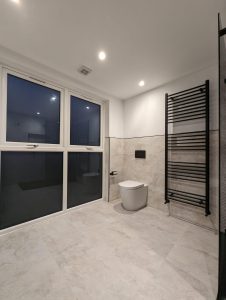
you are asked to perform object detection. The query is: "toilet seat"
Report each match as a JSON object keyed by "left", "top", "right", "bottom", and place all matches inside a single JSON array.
[{"left": 119, "top": 180, "right": 144, "bottom": 190}]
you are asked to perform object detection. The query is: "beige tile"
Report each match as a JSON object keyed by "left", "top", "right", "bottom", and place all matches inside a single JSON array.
[
  {"left": 109, "top": 133, "right": 218, "bottom": 229},
  {"left": 0, "top": 201, "right": 218, "bottom": 300}
]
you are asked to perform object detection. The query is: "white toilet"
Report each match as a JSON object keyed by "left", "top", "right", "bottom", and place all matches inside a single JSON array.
[{"left": 118, "top": 180, "right": 148, "bottom": 211}]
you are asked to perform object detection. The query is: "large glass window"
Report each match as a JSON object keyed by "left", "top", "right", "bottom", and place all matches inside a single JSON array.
[
  {"left": 0, "top": 152, "right": 63, "bottom": 229},
  {"left": 70, "top": 96, "right": 101, "bottom": 146},
  {"left": 7, "top": 74, "right": 61, "bottom": 144},
  {"left": 0, "top": 69, "right": 105, "bottom": 230},
  {"left": 67, "top": 152, "right": 102, "bottom": 208}
]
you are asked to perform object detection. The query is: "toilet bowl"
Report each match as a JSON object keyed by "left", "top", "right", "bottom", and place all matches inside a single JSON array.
[{"left": 118, "top": 180, "right": 148, "bottom": 211}]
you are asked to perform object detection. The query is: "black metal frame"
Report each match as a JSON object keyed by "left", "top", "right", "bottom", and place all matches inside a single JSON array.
[
  {"left": 165, "top": 81, "right": 210, "bottom": 216},
  {"left": 217, "top": 12, "right": 226, "bottom": 300}
]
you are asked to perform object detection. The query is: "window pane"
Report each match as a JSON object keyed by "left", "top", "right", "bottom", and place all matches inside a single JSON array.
[
  {"left": 67, "top": 152, "right": 102, "bottom": 208},
  {"left": 0, "top": 152, "right": 63, "bottom": 229},
  {"left": 70, "top": 96, "right": 101, "bottom": 146},
  {"left": 7, "top": 74, "right": 61, "bottom": 144}
]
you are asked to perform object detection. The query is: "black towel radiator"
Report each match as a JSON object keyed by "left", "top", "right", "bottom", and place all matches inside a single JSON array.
[{"left": 165, "top": 81, "right": 210, "bottom": 216}]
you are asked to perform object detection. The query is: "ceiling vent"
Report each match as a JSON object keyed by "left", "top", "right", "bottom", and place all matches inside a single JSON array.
[{"left": 78, "top": 65, "right": 92, "bottom": 76}]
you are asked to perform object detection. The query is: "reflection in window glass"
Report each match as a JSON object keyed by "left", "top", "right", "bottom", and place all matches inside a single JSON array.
[
  {"left": 0, "top": 152, "right": 63, "bottom": 229},
  {"left": 70, "top": 96, "right": 101, "bottom": 146},
  {"left": 7, "top": 74, "right": 61, "bottom": 144},
  {"left": 67, "top": 152, "right": 102, "bottom": 208}
]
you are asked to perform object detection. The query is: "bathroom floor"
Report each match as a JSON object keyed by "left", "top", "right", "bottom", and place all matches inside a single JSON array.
[{"left": 0, "top": 200, "right": 218, "bottom": 300}]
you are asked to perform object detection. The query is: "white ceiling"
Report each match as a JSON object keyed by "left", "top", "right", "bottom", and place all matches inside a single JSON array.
[{"left": 0, "top": 0, "right": 225, "bottom": 100}]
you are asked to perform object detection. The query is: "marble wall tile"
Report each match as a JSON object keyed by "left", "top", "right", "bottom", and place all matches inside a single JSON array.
[
  {"left": 109, "top": 138, "right": 124, "bottom": 201},
  {"left": 209, "top": 131, "right": 219, "bottom": 230},
  {"left": 109, "top": 136, "right": 166, "bottom": 212},
  {"left": 122, "top": 136, "right": 167, "bottom": 212},
  {"left": 109, "top": 130, "right": 219, "bottom": 229}
]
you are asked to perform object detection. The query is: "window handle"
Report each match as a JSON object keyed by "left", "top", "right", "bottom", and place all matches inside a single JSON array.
[
  {"left": 86, "top": 147, "right": 93, "bottom": 151},
  {"left": 26, "top": 144, "right": 39, "bottom": 149}
]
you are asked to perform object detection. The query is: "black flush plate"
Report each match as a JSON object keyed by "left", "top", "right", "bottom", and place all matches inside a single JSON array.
[{"left": 135, "top": 150, "right": 146, "bottom": 159}]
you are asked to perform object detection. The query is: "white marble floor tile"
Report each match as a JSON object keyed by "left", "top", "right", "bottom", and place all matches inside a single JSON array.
[{"left": 0, "top": 200, "right": 218, "bottom": 300}]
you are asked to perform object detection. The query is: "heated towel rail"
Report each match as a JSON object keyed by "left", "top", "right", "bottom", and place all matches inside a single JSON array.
[{"left": 165, "top": 80, "right": 210, "bottom": 216}]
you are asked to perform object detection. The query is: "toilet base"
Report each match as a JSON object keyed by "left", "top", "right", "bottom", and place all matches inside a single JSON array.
[
  {"left": 121, "top": 202, "right": 147, "bottom": 211},
  {"left": 120, "top": 184, "right": 148, "bottom": 211}
]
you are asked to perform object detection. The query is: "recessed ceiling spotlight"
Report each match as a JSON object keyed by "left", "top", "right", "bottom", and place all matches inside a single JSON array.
[
  {"left": 51, "top": 96, "right": 57, "bottom": 102},
  {"left": 138, "top": 80, "right": 145, "bottom": 87},
  {"left": 11, "top": 0, "right": 20, "bottom": 4},
  {"left": 86, "top": 106, "right": 90, "bottom": 110},
  {"left": 36, "top": 112, "right": 40, "bottom": 115},
  {"left": 98, "top": 51, "right": 106, "bottom": 61}
]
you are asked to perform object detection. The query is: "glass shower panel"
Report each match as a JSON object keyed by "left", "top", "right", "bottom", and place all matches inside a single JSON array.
[
  {"left": 67, "top": 152, "right": 102, "bottom": 208},
  {"left": 218, "top": 14, "right": 226, "bottom": 299},
  {"left": 7, "top": 74, "right": 61, "bottom": 144},
  {"left": 70, "top": 96, "right": 101, "bottom": 146},
  {"left": 0, "top": 152, "right": 63, "bottom": 229}
]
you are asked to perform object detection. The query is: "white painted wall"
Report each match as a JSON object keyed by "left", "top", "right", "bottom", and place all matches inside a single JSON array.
[
  {"left": 124, "top": 64, "right": 218, "bottom": 138},
  {"left": 109, "top": 98, "right": 124, "bottom": 138},
  {"left": 0, "top": 46, "right": 124, "bottom": 139},
  {"left": 0, "top": 46, "right": 219, "bottom": 140}
]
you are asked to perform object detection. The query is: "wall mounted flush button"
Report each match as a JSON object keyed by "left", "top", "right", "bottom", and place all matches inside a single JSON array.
[
  {"left": 135, "top": 150, "right": 146, "bottom": 159},
  {"left": 110, "top": 171, "right": 118, "bottom": 176}
]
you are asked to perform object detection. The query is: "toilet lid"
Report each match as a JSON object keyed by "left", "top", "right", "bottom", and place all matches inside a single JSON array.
[{"left": 119, "top": 180, "right": 144, "bottom": 189}]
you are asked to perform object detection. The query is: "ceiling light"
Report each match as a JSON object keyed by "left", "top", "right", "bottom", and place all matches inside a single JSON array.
[
  {"left": 98, "top": 51, "right": 106, "bottom": 61},
  {"left": 138, "top": 80, "right": 145, "bottom": 87},
  {"left": 11, "top": 0, "right": 20, "bottom": 4},
  {"left": 51, "top": 96, "right": 57, "bottom": 102},
  {"left": 36, "top": 112, "right": 40, "bottom": 115},
  {"left": 86, "top": 106, "right": 90, "bottom": 110}
]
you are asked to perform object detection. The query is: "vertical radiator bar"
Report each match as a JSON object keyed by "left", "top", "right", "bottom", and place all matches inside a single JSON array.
[
  {"left": 165, "top": 93, "right": 169, "bottom": 203},
  {"left": 205, "top": 80, "right": 210, "bottom": 215}
]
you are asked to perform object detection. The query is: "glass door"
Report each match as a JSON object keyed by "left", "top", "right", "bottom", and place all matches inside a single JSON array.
[{"left": 218, "top": 14, "right": 226, "bottom": 299}]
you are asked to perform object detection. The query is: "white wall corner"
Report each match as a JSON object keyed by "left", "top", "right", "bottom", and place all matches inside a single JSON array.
[
  {"left": 123, "top": 63, "right": 218, "bottom": 138},
  {"left": 108, "top": 98, "right": 124, "bottom": 138}
]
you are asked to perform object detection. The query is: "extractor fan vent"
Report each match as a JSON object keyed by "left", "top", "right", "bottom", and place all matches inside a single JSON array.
[{"left": 78, "top": 65, "right": 92, "bottom": 76}]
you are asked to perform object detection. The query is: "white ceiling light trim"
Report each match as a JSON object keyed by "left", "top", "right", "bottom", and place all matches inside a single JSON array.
[
  {"left": 10, "top": 0, "right": 20, "bottom": 4},
  {"left": 98, "top": 51, "right": 106, "bottom": 61},
  {"left": 138, "top": 80, "right": 145, "bottom": 87}
]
